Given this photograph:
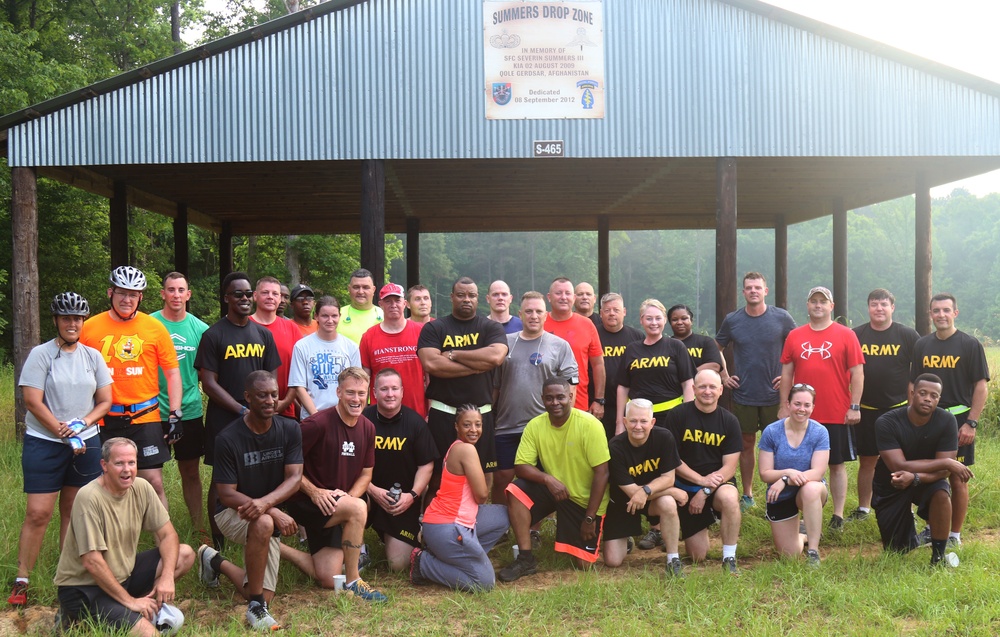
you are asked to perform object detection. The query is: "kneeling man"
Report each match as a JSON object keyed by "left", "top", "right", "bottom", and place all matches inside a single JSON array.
[
  {"left": 604, "top": 399, "right": 686, "bottom": 576},
  {"left": 498, "top": 377, "right": 610, "bottom": 582},
  {"left": 873, "top": 373, "right": 973, "bottom": 565},
  {"left": 55, "top": 437, "right": 195, "bottom": 636}
]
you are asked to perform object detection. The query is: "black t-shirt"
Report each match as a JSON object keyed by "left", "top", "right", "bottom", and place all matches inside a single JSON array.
[
  {"left": 593, "top": 323, "right": 643, "bottom": 429},
  {"left": 873, "top": 407, "right": 957, "bottom": 493},
  {"left": 618, "top": 338, "right": 695, "bottom": 405},
  {"left": 854, "top": 322, "right": 920, "bottom": 408},
  {"left": 676, "top": 333, "right": 723, "bottom": 370},
  {"left": 608, "top": 427, "right": 681, "bottom": 504},
  {"left": 363, "top": 404, "right": 439, "bottom": 491},
  {"left": 662, "top": 402, "right": 743, "bottom": 477},
  {"left": 418, "top": 314, "right": 507, "bottom": 405},
  {"left": 212, "top": 415, "right": 303, "bottom": 507},
  {"left": 910, "top": 330, "right": 990, "bottom": 409},
  {"left": 195, "top": 318, "right": 282, "bottom": 429}
]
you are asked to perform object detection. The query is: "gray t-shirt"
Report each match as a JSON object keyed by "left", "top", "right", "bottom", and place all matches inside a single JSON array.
[
  {"left": 493, "top": 331, "right": 578, "bottom": 435},
  {"left": 18, "top": 340, "right": 112, "bottom": 442},
  {"left": 715, "top": 306, "right": 796, "bottom": 406},
  {"left": 287, "top": 332, "right": 361, "bottom": 416}
]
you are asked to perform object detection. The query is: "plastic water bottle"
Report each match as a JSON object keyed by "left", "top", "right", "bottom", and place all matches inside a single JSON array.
[{"left": 389, "top": 483, "right": 402, "bottom": 504}]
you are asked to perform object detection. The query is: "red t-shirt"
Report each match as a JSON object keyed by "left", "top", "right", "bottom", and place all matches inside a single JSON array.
[
  {"left": 299, "top": 408, "right": 375, "bottom": 492},
  {"left": 544, "top": 313, "right": 603, "bottom": 410},
  {"left": 251, "top": 316, "right": 302, "bottom": 418},
  {"left": 780, "top": 322, "right": 865, "bottom": 424},
  {"left": 359, "top": 321, "right": 427, "bottom": 417}
]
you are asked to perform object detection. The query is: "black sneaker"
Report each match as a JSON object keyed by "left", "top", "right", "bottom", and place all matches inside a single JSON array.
[
  {"left": 916, "top": 526, "right": 932, "bottom": 547},
  {"left": 666, "top": 557, "right": 684, "bottom": 578},
  {"left": 845, "top": 508, "right": 869, "bottom": 522},
  {"left": 409, "top": 548, "right": 428, "bottom": 586},
  {"left": 806, "top": 549, "right": 821, "bottom": 567},
  {"left": 498, "top": 554, "right": 538, "bottom": 583},
  {"left": 828, "top": 515, "right": 844, "bottom": 531},
  {"left": 530, "top": 529, "right": 542, "bottom": 550},
  {"left": 722, "top": 556, "right": 738, "bottom": 575},
  {"left": 626, "top": 536, "right": 634, "bottom": 555},
  {"left": 637, "top": 529, "right": 663, "bottom": 550}
]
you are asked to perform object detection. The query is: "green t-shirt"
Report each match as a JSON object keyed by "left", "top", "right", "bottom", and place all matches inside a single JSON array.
[
  {"left": 337, "top": 304, "right": 384, "bottom": 344},
  {"left": 515, "top": 409, "right": 611, "bottom": 514},
  {"left": 152, "top": 310, "right": 209, "bottom": 419}
]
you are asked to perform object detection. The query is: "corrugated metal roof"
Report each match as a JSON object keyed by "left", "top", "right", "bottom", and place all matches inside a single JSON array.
[{"left": 6, "top": 0, "right": 1000, "bottom": 166}]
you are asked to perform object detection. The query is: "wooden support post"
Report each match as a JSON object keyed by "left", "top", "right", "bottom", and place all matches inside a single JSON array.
[
  {"left": 12, "top": 167, "right": 39, "bottom": 439},
  {"left": 715, "top": 158, "right": 738, "bottom": 330},
  {"left": 110, "top": 180, "right": 129, "bottom": 268},
  {"left": 915, "top": 174, "right": 932, "bottom": 335},
  {"left": 361, "top": 159, "right": 386, "bottom": 292},
  {"left": 219, "top": 222, "right": 233, "bottom": 317},
  {"left": 774, "top": 215, "right": 788, "bottom": 309},
  {"left": 174, "top": 203, "right": 189, "bottom": 276},
  {"left": 598, "top": 216, "right": 610, "bottom": 298},
  {"left": 832, "top": 197, "right": 848, "bottom": 325},
  {"left": 406, "top": 218, "right": 420, "bottom": 290}
]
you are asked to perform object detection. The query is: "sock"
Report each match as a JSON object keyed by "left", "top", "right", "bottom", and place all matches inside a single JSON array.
[
  {"left": 210, "top": 554, "right": 224, "bottom": 572},
  {"left": 14, "top": 578, "right": 27, "bottom": 585},
  {"left": 931, "top": 539, "right": 947, "bottom": 561},
  {"left": 250, "top": 594, "right": 265, "bottom": 606},
  {"left": 346, "top": 579, "right": 358, "bottom": 588},
  {"left": 722, "top": 545, "right": 737, "bottom": 560},
  {"left": 949, "top": 532, "right": 961, "bottom": 541},
  {"left": 858, "top": 507, "right": 870, "bottom": 514},
  {"left": 666, "top": 553, "right": 679, "bottom": 562}
]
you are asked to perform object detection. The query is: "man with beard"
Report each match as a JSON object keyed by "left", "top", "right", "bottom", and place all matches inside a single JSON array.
[
  {"left": 360, "top": 283, "right": 427, "bottom": 417},
  {"left": 418, "top": 277, "right": 507, "bottom": 486},
  {"left": 338, "top": 269, "right": 384, "bottom": 344}
]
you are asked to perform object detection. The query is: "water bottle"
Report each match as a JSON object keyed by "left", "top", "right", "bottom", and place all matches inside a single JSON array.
[{"left": 388, "top": 483, "right": 402, "bottom": 503}]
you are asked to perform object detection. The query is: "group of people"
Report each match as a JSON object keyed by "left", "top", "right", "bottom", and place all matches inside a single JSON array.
[{"left": 11, "top": 265, "right": 989, "bottom": 633}]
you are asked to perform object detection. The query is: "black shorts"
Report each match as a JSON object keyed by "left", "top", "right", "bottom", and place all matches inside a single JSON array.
[
  {"left": 494, "top": 432, "right": 522, "bottom": 471},
  {"left": 162, "top": 416, "right": 205, "bottom": 461},
  {"left": 366, "top": 495, "right": 422, "bottom": 548},
  {"left": 602, "top": 497, "right": 653, "bottom": 541},
  {"left": 285, "top": 499, "right": 345, "bottom": 555},
  {"left": 822, "top": 423, "right": 857, "bottom": 466},
  {"left": 955, "top": 413, "right": 975, "bottom": 466},
  {"left": 765, "top": 493, "right": 801, "bottom": 522},
  {"left": 873, "top": 479, "right": 951, "bottom": 552},
  {"left": 857, "top": 408, "right": 886, "bottom": 457},
  {"left": 427, "top": 405, "right": 497, "bottom": 473},
  {"left": 677, "top": 480, "right": 735, "bottom": 540},
  {"left": 57, "top": 548, "right": 160, "bottom": 632},
  {"left": 100, "top": 421, "right": 170, "bottom": 469},
  {"left": 506, "top": 479, "right": 603, "bottom": 563}
]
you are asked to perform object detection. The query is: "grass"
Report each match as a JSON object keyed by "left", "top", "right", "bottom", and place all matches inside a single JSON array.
[{"left": 0, "top": 357, "right": 998, "bottom": 635}]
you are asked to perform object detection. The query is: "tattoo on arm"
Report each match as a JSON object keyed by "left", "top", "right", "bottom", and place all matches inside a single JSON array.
[{"left": 341, "top": 541, "right": 364, "bottom": 550}]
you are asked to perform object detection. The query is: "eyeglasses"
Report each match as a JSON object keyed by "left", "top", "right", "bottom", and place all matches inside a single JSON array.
[
  {"left": 114, "top": 291, "right": 141, "bottom": 300},
  {"left": 293, "top": 296, "right": 315, "bottom": 303},
  {"left": 790, "top": 383, "right": 815, "bottom": 392},
  {"left": 228, "top": 290, "right": 253, "bottom": 299}
]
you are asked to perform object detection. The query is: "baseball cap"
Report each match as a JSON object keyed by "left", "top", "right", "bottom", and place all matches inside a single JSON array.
[
  {"left": 379, "top": 282, "right": 405, "bottom": 300},
  {"left": 289, "top": 284, "right": 314, "bottom": 300},
  {"left": 154, "top": 603, "right": 185, "bottom": 636},
  {"left": 807, "top": 286, "right": 833, "bottom": 302}
]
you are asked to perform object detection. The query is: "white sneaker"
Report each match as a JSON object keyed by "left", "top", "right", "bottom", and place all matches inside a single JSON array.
[
  {"left": 197, "top": 544, "right": 220, "bottom": 588},
  {"left": 246, "top": 600, "right": 281, "bottom": 631}
]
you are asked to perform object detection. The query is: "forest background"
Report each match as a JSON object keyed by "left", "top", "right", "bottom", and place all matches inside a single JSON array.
[{"left": 2, "top": 0, "right": 1000, "bottom": 359}]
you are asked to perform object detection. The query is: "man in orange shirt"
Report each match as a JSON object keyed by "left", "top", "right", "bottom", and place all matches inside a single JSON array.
[
  {"left": 80, "top": 266, "right": 182, "bottom": 509},
  {"left": 544, "top": 278, "right": 606, "bottom": 419}
]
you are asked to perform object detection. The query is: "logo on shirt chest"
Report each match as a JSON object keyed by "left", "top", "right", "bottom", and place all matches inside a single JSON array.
[
  {"left": 861, "top": 343, "right": 901, "bottom": 357},
  {"left": 342, "top": 441, "right": 356, "bottom": 457},
  {"left": 799, "top": 341, "right": 832, "bottom": 360},
  {"left": 375, "top": 436, "right": 407, "bottom": 451},
  {"left": 922, "top": 354, "right": 961, "bottom": 369},
  {"left": 442, "top": 333, "right": 480, "bottom": 349},
  {"left": 681, "top": 429, "right": 726, "bottom": 446},
  {"left": 628, "top": 457, "right": 661, "bottom": 477},
  {"left": 630, "top": 356, "right": 671, "bottom": 369}
]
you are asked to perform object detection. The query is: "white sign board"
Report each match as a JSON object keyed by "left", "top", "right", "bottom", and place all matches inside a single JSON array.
[{"left": 484, "top": 1, "right": 605, "bottom": 119}]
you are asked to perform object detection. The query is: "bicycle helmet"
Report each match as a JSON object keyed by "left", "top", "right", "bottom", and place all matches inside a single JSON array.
[
  {"left": 50, "top": 292, "right": 90, "bottom": 317},
  {"left": 109, "top": 266, "right": 147, "bottom": 291}
]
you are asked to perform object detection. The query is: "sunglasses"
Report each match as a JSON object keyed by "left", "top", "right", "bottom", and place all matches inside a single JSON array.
[
  {"left": 791, "top": 383, "right": 815, "bottom": 392},
  {"left": 228, "top": 290, "right": 253, "bottom": 299}
]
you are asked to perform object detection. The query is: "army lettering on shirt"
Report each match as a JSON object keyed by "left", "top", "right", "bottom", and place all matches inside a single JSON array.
[
  {"left": 910, "top": 329, "right": 990, "bottom": 410},
  {"left": 418, "top": 314, "right": 507, "bottom": 406}
]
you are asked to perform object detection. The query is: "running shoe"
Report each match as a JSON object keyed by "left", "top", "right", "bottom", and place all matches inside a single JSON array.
[
  {"left": 346, "top": 578, "right": 387, "bottom": 603},
  {"left": 805, "top": 549, "right": 821, "bottom": 568},
  {"left": 740, "top": 495, "right": 755, "bottom": 513},
  {"left": 722, "top": 556, "right": 739, "bottom": 575},
  {"left": 497, "top": 553, "right": 538, "bottom": 582},
  {"left": 7, "top": 581, "right": 27, "bottom": 607},
  {"left": 828, "top": 515, "right": 844, "bottom": 531},
  {"left": 409, "top": 548, "right": 428, "bottom": 586},
  {"left": 246, "top": 600, "right": 280, "bottom": 631},
  {"left": 845, "top": 508, "right": 869, "bottom": 522},
  {"left": 530, "top": 529, "right": 542, "bottom": 550},
  {"left": 916, "top": 526, "right": 932, "bottom": 547},
  {"left": 666, "top": 557, "right": 684, "bottom": 578},
  {"left": 197, "top": 544, "right": 220, "bottom": 588},
  {"left": 637, "top": 529, "right": 663, "bottom": 550}
]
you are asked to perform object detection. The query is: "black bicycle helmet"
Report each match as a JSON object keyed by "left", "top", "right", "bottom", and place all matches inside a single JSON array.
[
  {"left": 109, "top": 266, "right": 147, "bottom": 291},
  {"left": 51, "top": 292, "right": 90, "bottom": 317}
]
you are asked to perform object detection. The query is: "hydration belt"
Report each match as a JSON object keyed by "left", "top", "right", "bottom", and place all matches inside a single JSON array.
[
  {"left": 945, "top": 405, "right": 971, "bottom": 416},
  {"left": 628, "top": 396, "right": 684, "bottom": 412},
  {"left": 860, "top": 400, "right": 908, "bottom": 411},
  {"left": 106, "top": 397, "right": 160, "bottom": 425}
]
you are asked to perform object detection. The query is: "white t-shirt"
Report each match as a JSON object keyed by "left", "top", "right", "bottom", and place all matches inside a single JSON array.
[{"left": 288, "top": 332, "right": 361, "bottom": 415}]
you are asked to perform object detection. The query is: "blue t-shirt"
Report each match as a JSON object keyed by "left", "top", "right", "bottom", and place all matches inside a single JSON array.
[
  {"left": 715, "top": 306, "right": 796, "bottom": 406},
  {"left": 758, "top": 419, "right": 829, "bottom": 501}
]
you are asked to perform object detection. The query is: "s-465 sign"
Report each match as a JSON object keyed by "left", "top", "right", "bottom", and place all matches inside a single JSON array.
[{"left": 533, "top": 140, "right": 564, "bottom": 157}]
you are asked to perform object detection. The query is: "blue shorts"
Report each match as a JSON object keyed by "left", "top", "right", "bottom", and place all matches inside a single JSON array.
[
  {"left": 22, "top": 435, "right": 101, "bottom": 493},
  {"left": 494, "top": 432, "right": 523, "bottom": 471}
]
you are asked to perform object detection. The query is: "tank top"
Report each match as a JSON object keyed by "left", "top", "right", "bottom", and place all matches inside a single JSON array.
[{"left": 423, "top": 441, "right": 478, "bottom": 528}]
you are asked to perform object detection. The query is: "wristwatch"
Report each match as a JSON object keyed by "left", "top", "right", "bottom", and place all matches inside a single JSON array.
[
  {"left": 849, "top": 404, "right": 861, "bottom": 411},
  {"left": 594, "top": 398, "right": 606, "bottom": 406},
  {"left": 912, "top": 472, "right": 922, "bottom": 487},
  {"left": 781, "top": 475, "right": 789, "bottom": 484},
  {"left": 966, "top": 419, "right": 979, "bottom": 429},
  {"left": 642, "top": 485, "right": 652, "bottom": 496},
  {"left": 702, "top": 487, "right": 712, "bottom": 496},
  {"left": 584, "top": 515, "right": 596, "bottom": 524}
]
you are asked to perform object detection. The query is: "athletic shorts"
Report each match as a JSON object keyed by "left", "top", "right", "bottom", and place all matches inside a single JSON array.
[
  {"left": 366, "top": 494, "right": 421, "bottom": 548},
  {"left": 821, "top": 423, "right": 857, "bottom": 466},
  {"left": 162, "top": 416, "right": 205, "bottom": 462},
  {"left": 873, "top": 479, "right": 951, "bottom": 552},
  {"left": 285, "top": 499, "right": 346, "bottom": 555},
  {"left": 100, "top": 421, "right": 170, "bottom": 469},
  {"left": 956, "top": 413, "right": 975, "bottom": 466},
  {"left": 57, "top": 548, "right": 160, "bottom": 632},
  {"left": 427, "top": 405, "right": 497, "bottom": 473},
  {"left": 494, "top": 432, "right": 523, "bottom": 471},
  {"left": 730, "top": 402, "right": 780, "bottom": 435},
  {"left": 602, "top": 498, "right": 653, "bottom": 541},
  {"left": 857, "top": 408, "right": 887, "bottom": 457},
  {"left": 506, "top": 479, "right": 603, "bottom": 563},
  {"left": 22, "top": 435, "right": 101, "bottom": 493},
  {"left": 677, "top": 480, "right": 735, "bottom": 540},
  {"left": 764, "top": 482, "right": 828, "bottom": 522},
  {"left": 214, "top": 507, "right": 281, "bottom": 591}
]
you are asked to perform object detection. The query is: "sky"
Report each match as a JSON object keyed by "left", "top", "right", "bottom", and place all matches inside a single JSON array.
[{"left": 196, "top": 0, "right": 1000, "bottom": 195}]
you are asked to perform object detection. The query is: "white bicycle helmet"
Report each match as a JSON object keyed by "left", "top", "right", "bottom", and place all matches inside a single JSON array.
[
  {"left": 51, "top": 292, "right": 90, "bottom": 317},
  {"left": 109, "top": 266, "right": 147, "bottom": 291}
]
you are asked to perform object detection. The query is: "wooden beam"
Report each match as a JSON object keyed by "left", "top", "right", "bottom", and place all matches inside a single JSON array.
[
  {"left": 406, "top": 217, "right": 420, "bottom": 291},
  {"left": 915, "top": 174, "right": 932, "bottom": 335},
  {"left": 11, "top": 167, "right": 39, "bottom": 439},
  {"left": 774, "top": 215, "right": 788, "bottom": 309},
  {"left": 361, "top": 159, "right": 386, "bottom": 292},
  {"left": 174, "top": 203, "right": 189, "bottom": 276},
  {"left": 598, "top": 216, "right": 610, "bottom": 298},
  {"left": 715, "top": 158, "right": 737, "bottom": 330},
  {"left": 110, "top": 181, "right": 129, "bottom": 268},
  {"left": 832, "top": 197, "right": 848, "bottom": 325},
  {"left": 219, "top": 222, "right": 233, "bottom": 317}
]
